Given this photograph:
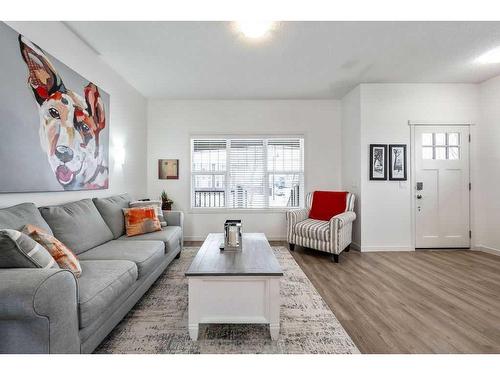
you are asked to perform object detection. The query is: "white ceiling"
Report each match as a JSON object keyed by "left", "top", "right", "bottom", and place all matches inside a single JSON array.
[{"left": 66, "top": 21, "right": 500, "bottom": 99}]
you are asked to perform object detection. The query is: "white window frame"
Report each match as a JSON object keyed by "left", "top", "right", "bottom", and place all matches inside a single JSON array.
[{"left": 190, "top": 135, "right": 305, "bottom": 212}]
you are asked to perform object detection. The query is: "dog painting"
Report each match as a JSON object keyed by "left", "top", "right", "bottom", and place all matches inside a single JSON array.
[{"left": 0, "top": 23, "right": 109, "bottom": 193}]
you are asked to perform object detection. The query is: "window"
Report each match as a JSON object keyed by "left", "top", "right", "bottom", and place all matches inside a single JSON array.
[
  {"left": 422, "top": 132, "right": 461, "bottom": 160},
  {"left": 191, "top": 137, "right": 304, "bottom": 209}
]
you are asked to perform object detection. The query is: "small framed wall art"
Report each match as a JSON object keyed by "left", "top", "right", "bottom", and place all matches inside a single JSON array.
[
  {"left": 389, "top": 144, "right": 407, "bottom": 181},
  {"left": 369, "top": 144, "right": 387, "bottom": 181},
  {"left": 158, "top": 159, "right": 179, "bottom": 180}
]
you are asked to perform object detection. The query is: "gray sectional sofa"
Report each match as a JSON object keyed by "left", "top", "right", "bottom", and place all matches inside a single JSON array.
[{"left": 0, "top": 193, "right": 183, "bottom": 354}]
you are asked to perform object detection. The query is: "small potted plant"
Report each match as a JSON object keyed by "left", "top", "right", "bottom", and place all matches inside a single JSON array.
[{"left": 160, "top": 190, "right": 174, "bottom": 210}]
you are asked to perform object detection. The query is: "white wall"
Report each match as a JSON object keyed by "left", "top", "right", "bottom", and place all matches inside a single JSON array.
[
  {"left": 359, "top": 84, "right": 479, "bottom": 251},
  {"left": 0, "top": 21, "right": 148, "bottom": 208},
  {"left": 341, "top": 86, "right": 362, "bottom": 249},
  {"left": 147, "top": 100, "right": 342, "bottom": 240},
  {"left": 476, "top": 75, "right": 500, "bottom": 253}
]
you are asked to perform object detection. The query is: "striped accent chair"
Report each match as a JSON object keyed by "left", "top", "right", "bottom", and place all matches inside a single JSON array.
[{"left": 286, "top": 192, "right": 356, "bottom": 263}]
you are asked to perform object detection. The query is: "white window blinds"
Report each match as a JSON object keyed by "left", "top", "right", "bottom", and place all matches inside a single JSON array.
[
  {"left": 228, "top": 139, "right": 266, "bottom": 208},
  {"left": 191, "top": 137, "right": 304, "bottom": 209}
]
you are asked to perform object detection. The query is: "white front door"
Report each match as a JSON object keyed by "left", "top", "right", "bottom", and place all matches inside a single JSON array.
[{"left": 414, "top": 126, "right": 470, "bottom": 248}]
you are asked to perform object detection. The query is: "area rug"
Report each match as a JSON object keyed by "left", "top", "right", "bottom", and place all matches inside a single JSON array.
[{"left": 95, "top": 246, "right": 359, "bottom": 354}]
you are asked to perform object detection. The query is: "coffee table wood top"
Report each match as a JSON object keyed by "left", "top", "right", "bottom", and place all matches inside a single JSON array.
[{"left": 185, "top": 233, "right": 283, "bottom": 277}]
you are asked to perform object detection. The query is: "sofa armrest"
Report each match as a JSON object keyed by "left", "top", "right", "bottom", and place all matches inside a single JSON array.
[
  {"left": 329, "top": 211, "right": 356, "bottom": 229},
  {"left": 0, "top": 269, "right": 80, "bottom": 353},
  {"left": 285, "top": 208, "right": 309, "bottom": 242},
  {"left": 163, "top": 210, "right": 184, "bottom": 248},
  {"left": 163, "top": 210, "right": 183, "bottom": 228}
]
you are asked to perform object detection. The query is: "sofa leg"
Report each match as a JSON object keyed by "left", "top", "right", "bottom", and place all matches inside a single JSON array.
[
  {"left": 345, "top": 245, "right": 350, "bottom": 252},
  {"left": 332, "top": 254, "right": 339, "bottom": 263},
  {"left": 175, "top": 251, "right": 181, "bottom": 259},
  {"left": 289, "top": 243, "right": 295, "bottom": 251}
]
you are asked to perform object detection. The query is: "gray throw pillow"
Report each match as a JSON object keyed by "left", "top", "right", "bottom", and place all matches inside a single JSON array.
[{"left": 0, "top": 229, "right": 59, "bottom": 269}]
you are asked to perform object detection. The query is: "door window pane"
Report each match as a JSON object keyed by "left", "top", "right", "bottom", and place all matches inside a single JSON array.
[
  {"left": 448, "top": 133, "right": 460, "bottom": 146},
  {"left": 435, "top": 147, "right": 446, "bottom": 160},
  {"left": 422, "top": 133, "right": 433, "bottom": 146},
  {"left": 448, "top": 147, "right": 460, "bottom": 160},
  {"left": 435, "top": 133, "right": 446, "bottom": 146},
  {"left": 422, "top": 147, "right": 433, "bottom": 159}
]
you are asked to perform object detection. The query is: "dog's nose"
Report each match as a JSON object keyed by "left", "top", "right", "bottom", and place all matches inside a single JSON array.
[{"left": 55, "top": 145, "right": 74, "bottom": 163}]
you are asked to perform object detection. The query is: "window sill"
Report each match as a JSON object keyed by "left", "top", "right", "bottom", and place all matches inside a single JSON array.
[{"left": 188, "top": 208, "right": 302, "bottom": 214}]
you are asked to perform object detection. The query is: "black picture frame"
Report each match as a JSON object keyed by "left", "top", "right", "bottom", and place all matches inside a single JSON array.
[
  {"left": 369, "top": 144, "right": 387, "bottom": 181},
  {"left": 389, "top": 144, "right": 407, "bottom": 181}
]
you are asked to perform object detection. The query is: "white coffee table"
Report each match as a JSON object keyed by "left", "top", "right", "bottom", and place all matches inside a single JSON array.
[{"left": 185, "top": 233, "right": 283, "bottom": 341}]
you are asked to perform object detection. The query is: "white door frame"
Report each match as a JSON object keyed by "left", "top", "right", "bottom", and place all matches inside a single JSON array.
[{"left": 408, "top": 121, "right": 474, "bottom": 250}]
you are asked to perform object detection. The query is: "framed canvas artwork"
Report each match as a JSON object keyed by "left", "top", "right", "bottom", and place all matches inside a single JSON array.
[
  {"left": 369, "top": 144, "right": 387, "bottom": 181},
  {"left": 389, "top": 144, "right": 407, "bottom": 181},
  {"left": 0, "top": 23, "right": 110, "bottom": 192},
  {"left": 158, "top": 159, "right": 179, "bottom": 179}
]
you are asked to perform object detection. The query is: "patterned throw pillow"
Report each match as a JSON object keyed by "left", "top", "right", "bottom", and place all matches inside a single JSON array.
[
  {"left": 129, "top": 200, "right": 167, "bottom": 227},
  {"left": 0, "top": 229, "right": 59, "bottom": 270},
  {"left": 22, "top": 224, "right": 82, "bottom": 278},
  {"left": 123, "top": 206, "right": 162, "bottom": 237}
]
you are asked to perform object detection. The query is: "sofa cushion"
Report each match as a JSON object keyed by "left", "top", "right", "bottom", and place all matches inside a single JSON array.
[
  {"left": 77, "top": 260, "right": 138, "bottom": 329},
  {"left": 93, "top": 194, "right": 131, "bottom": 239},
  {"left": 0, "top": 229, "right": 58, "bottom": 270},
  {"left": 294, "top": 218, "right": 330, "bottom": 242},
  {"left": 0, "top": 202, "right": 53, "bottom": 235},
  {"left": 39, "top": 199, "right": 113, "bottom": 255},
  {"left": 118, "top": 226, "right": 182, "bottom": 254},
  {"left": 78, "top": 240, "right": 164, "bottom": 279},
  {"left": 22, "top": 225, "right": 81, "bottom": 277}
]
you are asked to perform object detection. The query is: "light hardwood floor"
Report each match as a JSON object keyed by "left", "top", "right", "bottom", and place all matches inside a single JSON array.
[{"left": 289, "top": 246, "right": 500, "bottom": 354}]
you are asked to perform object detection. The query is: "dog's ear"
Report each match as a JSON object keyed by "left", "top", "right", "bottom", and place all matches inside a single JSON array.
[
  {"left": 18, "top": 35, "right": 66, "bottom": 105},
  {"left": 84, "top": 83, "right": 106, "bottom": 157}
]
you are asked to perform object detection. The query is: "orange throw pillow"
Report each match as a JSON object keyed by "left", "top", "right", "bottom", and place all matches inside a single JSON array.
[
  {"left": 123, "top": 206, "right": 162, "bottom": 237},
  {"left": 22, "top": 224, "right": 82, "bottom": 278}
]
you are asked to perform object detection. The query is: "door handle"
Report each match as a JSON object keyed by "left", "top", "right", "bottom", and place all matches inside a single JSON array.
[{"left": 416, "top": 194, "right": 423, "bottom": 200}]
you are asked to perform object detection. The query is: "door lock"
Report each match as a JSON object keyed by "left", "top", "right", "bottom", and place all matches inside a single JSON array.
[{"left": 416, "top": 194, "right": 423, "bottom": 200}]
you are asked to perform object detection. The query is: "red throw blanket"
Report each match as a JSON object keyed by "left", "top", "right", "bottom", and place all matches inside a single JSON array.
[{"left": 308, "top": 191, "right": 348, "bottom": 221}]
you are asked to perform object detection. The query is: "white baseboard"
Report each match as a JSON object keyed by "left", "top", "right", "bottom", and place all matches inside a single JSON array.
[
  {"left": 350, "top": 241, "right": 361, "bottom": 251},
  {"left": 361, "top": 245, "right": 414, "bottom": 252},
  {"left": 473, "top": 245, "right": 500, "bottom": 256}
]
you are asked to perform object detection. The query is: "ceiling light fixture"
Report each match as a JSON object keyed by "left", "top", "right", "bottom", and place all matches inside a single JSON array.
[
  {"left": 235, "top": 21, "right": 276, "bottom": 39},
  {"left": 475, "top": 46, "right": 500, "bottom": 64}
]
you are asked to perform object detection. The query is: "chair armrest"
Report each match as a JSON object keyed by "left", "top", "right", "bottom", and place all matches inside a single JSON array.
[
  {"left": 286, "top": 208, "right": 309, "bottom": 242},
  {"left": 329, "top": 211, "right": 357, "bottom": 229},
  {"left": 0, "top": 269, "right": 79, "bottom": 353},
  {"left": 286, "top": 208, "right": 309, "bottom": 224}
]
